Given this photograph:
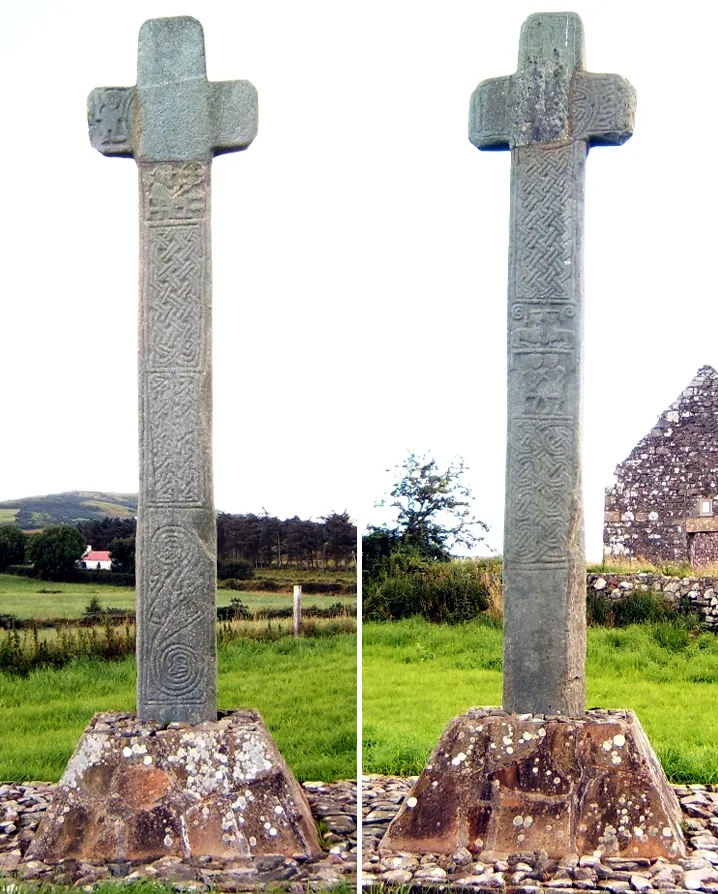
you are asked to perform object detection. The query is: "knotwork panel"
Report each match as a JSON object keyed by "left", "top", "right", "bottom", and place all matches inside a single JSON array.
[{"left": 506, "top": 418, "right": 578, "bottom": 565}]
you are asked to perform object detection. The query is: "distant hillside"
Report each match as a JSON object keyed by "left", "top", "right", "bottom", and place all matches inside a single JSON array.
[{"left": 0, "top": 491, "right": 138, "bottom": 531}]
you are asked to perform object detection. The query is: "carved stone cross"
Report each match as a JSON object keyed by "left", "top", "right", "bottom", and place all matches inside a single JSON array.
[
  {"left": 88, "top": 16, "right": 258, "bottom": 723},
  {"left": 470, "top": 12, "right": 635, "bottom": 717}
]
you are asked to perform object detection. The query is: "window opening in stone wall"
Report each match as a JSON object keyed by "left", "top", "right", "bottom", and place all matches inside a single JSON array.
[{"left": 700, "top": 499, "right": 713, "bottom": 516}]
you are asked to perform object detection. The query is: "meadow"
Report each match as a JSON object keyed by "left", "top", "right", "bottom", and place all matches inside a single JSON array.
[
  {"left": 0, "top": 573, "right": 355, "bottom": 620},
  {"left": 0, "top": 630, "right": 356, "bottom": 783},
  {"left": 363, "top": 616, "right": 718, "bottom": 783}
]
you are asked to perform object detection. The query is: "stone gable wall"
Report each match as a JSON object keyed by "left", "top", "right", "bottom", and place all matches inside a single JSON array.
[
  {"left": 604, "top": 366, "right": 718, "bottom": 566},
  {"left": 587, "top": 572, "right": 718, "bottom": 629}
]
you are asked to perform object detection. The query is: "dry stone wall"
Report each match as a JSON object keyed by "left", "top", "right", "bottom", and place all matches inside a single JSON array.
[
  {"left": 587, "top": 572, "right": 718, "bottom": 629},
  {"left": 604, "top": 366, "right": 718, "bottom": 566}
]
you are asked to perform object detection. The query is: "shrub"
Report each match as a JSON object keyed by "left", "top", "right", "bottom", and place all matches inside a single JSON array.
[
  {"left": 217, "top": 597, "right": 250, "bottom": 620},
  {"left": 217, "top": 559, "right": 254, "bottom": 581},
  {"left": 364, "top": 557, "right": 498, "bottom": 623}
]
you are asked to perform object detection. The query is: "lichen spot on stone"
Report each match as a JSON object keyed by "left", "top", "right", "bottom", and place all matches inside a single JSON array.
[
  {"left": 538, "top": 728, "right": 546, "bottom": 737},
  {"left": 611, "top": 753, "right": 622, "bottom": 765},
  {"left": 506, "top": 747, "right": 514, "bottom": 754},
  {"left": 553, "top": 777, "right": 561, "bottom": 785},
  {"left": 513, "top": 815, "right": 524, "bottom": 827},
  {"left": 269, "top": 827, "right": 277, "bottom": 837},
  {"left": 662, "top": 827, "right": 673, "bottom": 838},
  {"left": 122, "top": 746, "right": 133, "bottom": 758},
  {"left": 164, "top": 835, "right": 173, "bottom": 847},
  {"left": 451, "top": 752, "right": 467, "bottom": 766},
  {"left": 502, "top": 736, "right": 513, "bottom": 746},
  {"left": 249, "top": 836, "right": 256, "bottom": 847},
  {"left": 274, "top": 805, "right": 283, "bottom": 815},
  {"left": 602, "top": 739, "right": 613, "bottom": 751},
  {"left": 613, "top": 734, "right": 626, "bottom": 747},
  {"left": 143, "top": 755, "right": 152, "bottom": 765},
  {"left": 406, "top": 796, "right": 418, "bottom": 808},
  {"left": 532, "top": 767, "right": 538, "bottom": 774}
]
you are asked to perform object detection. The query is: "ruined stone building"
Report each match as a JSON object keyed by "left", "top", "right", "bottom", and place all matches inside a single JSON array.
[{"left": 604, "top": 366, "right": 718, "bottom": 567}]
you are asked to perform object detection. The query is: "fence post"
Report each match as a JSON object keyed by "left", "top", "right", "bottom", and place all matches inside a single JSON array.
[{"left": 293, "top": 585, "right": 302, "bottom": 637}]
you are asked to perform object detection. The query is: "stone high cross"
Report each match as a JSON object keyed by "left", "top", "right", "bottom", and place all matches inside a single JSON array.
[
  {"left": 470, "top": 13, "right": 635, "bottom": 716},
  {"left": 88, "top": 17, "right": 257, "bottom": 724}
]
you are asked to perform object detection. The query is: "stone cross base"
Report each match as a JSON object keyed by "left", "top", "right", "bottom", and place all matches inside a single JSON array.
[
  {"left": 380, "top": 708, "right": 685, "bottom": 860},
  {"left": 26, "top": 710, "right": 321, "bottom": 864}
]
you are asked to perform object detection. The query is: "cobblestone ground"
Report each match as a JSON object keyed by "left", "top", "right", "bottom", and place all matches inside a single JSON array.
[
  {"left": 363, "top": 775, "right": 718, "bottom": 892},
  {"left": 0, "top": 779, "right": 356, "bottom": 891}
]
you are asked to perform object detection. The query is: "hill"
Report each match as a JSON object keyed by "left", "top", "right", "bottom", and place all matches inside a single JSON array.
[{"left": 0, "top": 491, "right": 137, "bottom": 531}]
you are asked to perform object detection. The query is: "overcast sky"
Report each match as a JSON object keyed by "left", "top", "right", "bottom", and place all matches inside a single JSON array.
[{"left": 2, "top": 1, "right": 716, "bottom": 557}]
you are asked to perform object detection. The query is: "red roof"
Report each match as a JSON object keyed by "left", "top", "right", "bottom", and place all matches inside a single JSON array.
[{"left": 85, "top": 551, "right": 111, "bottom": 563}]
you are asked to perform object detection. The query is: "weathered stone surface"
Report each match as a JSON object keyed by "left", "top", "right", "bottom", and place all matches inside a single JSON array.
[
  {"left": 89, "top": 16, "right": 257, "bottom": 724},
  {"left": 26, "top": 710, "right": 320, "bottom": 864},
  {"left": 470, "top": 12, "right": 635, "bottom": 717},
  {"left": 379, "top": 709, "right": 684, "bottom": 860},
  {"left": 1, "top": 779, "right": 355, "bottom": 889},
  {"left": 605, "top": 366, "right": 718, "bottom": 567}
]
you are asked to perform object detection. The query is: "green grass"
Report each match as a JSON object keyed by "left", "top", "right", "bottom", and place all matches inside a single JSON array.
[
  {"left": 0, "top": 573, "right": 355, "bottom": 620},
  {"left": 79, "top": 499, "right": 135, "bottom": 516},
  {"left": 0, "top": 509, "right": 18, "bottom": 524},
  {"left": 363, "top": 617, "right": 718, "bottom": 783},
  {"left": 0, "top": 633, "right": 356, "bottom": 783}
]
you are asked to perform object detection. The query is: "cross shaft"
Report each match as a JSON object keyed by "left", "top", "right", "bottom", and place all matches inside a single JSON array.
[
  {"left": 470, "top": 12, "right": 635, "bottom": 717},
  {"left": 88, "top": 16, "right": 257, "bottom": 723}
]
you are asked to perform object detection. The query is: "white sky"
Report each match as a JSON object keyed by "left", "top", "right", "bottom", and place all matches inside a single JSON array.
[{"left": 1, "top": 1, "right": 715, "bottom": 557}]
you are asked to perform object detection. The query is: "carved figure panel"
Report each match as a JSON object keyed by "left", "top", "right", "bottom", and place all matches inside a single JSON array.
[
  {"left": 87, "top": 87, "right": 134, "bottom": 156},
  {"left": 144, "top": 373, "right": 204, "bottom": 506},
  {"left": 142, "top": 163, "right": 208, "bottom": 222}
]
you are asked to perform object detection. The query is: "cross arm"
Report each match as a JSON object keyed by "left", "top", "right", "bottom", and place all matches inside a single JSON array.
[
  {"left": 210, "top": 80, "right": 258, "bottom": 155},
  {"left": 572, "top": 72, "right": 636, "bottom": 146},
  {"left": 469, "top": 76, "right": 512, "bottom": 150},
  {"left": 88, "top": 87, "right": 135, "bottom": 157}
]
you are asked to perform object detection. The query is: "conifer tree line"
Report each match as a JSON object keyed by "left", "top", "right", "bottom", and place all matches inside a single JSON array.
[{"left": 75, "top": 511, "right": 357, "bottom": 570}]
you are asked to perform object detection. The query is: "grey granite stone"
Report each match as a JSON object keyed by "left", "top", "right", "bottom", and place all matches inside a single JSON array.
[
  {"left": 469, "top": 12, "right": 635, "bottom": 717},
  {"left": 88, "top": 17, "right": 257, "bottom": 723}
]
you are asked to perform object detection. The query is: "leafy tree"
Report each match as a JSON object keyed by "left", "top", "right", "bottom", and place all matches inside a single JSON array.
[
  {"left": 0, "top": 526, "right": 27, "bottom": 571},
  {"left": 27, "top": 525, "right": 86, "bottom": 579},
  {"left": 109, "top": 536, "right": 136, "bottom": 574},
  {"left": 377, "top": 451, "right": 488, "bottom": 560}
]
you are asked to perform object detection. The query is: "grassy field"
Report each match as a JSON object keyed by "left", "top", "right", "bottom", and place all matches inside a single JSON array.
[
  {"left": 0, "top": 632, "right": 356, "bottom": 783},
  {"left": 0, "top": 574, "right": 355, "bottom": 620},
  {"left": 363, "top": 617, "right": 718, "bottom": 783}
]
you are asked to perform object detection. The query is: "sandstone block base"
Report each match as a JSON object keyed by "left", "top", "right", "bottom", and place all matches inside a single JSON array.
[
  {"left": 26, "top": 709, "right": 321, "bottom": 864},
  {"left": 380, "top": 708, "right": 685, "bottom": 860}
]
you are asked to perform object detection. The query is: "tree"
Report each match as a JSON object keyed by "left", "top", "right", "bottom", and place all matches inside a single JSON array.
[
  {"left": 27, "top": 525, "right": 86, "bottom": 579},
  {"left": 109, "top": 536, "right": 136, "bottom": 575},
  {"left": 378, "top": 451, "right": 488, "bottom": 560},
  {"left": 0, "top": 526, "right": 27, "bottom": 571},
  {"left": 322, "top": 511, "right": 357, "bottom": 568}
]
